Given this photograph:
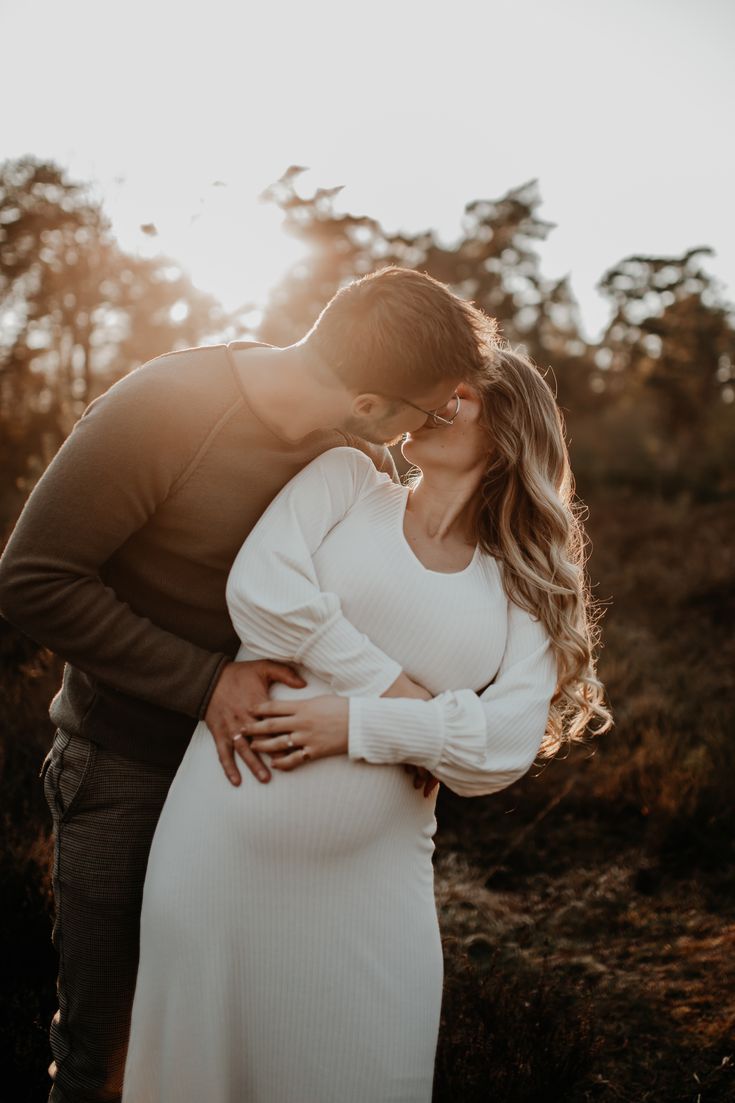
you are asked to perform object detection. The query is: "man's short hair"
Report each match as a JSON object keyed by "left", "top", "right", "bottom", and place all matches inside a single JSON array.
[{"left": 303, "top": 266, "right": 497, "bottom": 394}]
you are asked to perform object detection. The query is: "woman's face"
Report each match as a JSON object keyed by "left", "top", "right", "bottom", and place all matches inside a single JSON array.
[{"left": 400, "top": 382, "right": 489, "bottom": 476}]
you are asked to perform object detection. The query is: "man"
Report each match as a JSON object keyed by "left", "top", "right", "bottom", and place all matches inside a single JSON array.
[{"left": 0, "top": 265, "right": 495, "bottom": 1103}]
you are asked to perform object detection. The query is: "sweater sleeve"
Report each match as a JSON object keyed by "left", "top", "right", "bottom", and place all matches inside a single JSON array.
[
  {"left": 225, "top": 447, "right": 402, "bottom": 696},
  {"left": 0, "top": 366, "right": 230, "bottom": 718},
  {"left": 348, "top": 597, "right": 559, "bottom": 797}
]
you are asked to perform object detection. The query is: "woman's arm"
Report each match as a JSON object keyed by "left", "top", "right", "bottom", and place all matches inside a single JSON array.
[
  {"left": 225, "top": 447, "right": 403, "bottom": 697},
  {"left": 248, "top": 600, "right": 557, "bottom": 798},
  {"left": 347, "top": 599, "right": 558, "bottom": 797},
  {"left": 230, "top": 449, "right": 556, "bottom": 798}
]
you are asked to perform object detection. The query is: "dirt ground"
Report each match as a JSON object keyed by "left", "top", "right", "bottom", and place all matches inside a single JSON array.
[{"left": 432, "top": 787, "right": 735, "bottom": 1103}]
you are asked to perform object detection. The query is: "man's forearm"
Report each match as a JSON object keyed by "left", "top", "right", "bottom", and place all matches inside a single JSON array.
[
  {"left": 0, "top": 362, "right": 236, "bottom": 720},
  {"left": 0, "top": 549, "right": 230, "bottom": 718}
]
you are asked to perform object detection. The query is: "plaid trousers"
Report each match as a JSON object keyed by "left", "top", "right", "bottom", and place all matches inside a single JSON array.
[{"left": 41, "top": 728, "right": 177, "bottom": 1103}]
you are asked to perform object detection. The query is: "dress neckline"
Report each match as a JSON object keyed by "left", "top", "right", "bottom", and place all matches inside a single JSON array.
[{"left": 395, "top": 484, "right": 481, "bottom": 577}]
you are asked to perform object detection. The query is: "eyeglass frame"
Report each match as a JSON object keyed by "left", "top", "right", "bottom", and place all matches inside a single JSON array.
[
  {"left": 304, "top": 341, "right": 462, "bottom": 427},
  {"left": 393, "top": 392, "right": 462, "bottom": 427}
]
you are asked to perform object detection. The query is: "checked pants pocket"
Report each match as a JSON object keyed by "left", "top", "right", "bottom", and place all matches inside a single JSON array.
[{"left": 43, "top": 728, "right": 96, "bottom": 823}]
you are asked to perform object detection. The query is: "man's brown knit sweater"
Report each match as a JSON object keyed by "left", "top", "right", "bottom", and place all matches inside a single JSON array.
[{"left": 0, "top": 341, "right": 396, "bottom": 767}]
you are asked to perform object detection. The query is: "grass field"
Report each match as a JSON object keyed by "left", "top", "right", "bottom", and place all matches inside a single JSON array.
[{"left": 1, "top": 490, "right": 733, "bottom": 1102}]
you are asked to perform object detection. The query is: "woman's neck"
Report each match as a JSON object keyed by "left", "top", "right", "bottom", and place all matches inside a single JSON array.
[{"left": 407, "top": 468, "right": 483, "bottom": 545}]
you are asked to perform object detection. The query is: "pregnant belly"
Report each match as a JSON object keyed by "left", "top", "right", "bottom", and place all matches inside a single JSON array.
[{"left": 170, "top": 721, "right": 438, "bottom": 866}]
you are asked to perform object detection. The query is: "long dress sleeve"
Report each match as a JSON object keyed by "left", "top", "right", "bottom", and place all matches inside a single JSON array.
[
  {"left": 348, "top": 598, "right": 558, "bottom": 797},
  {"left": 225, "top": 447, "right": 403, "bottom": 697}
]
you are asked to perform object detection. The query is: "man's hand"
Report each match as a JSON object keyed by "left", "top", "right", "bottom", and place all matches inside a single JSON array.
[
  {"left": 204, "top": 660, "right": 306, "bottom": 786},
  {"left": 405, "top": 766, "right": 440, "bottom": 798}
]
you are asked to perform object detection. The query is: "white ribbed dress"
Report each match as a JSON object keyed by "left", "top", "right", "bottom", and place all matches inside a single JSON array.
[{"left": 122, "top": 448, "right": 557, "bottom": 1103}]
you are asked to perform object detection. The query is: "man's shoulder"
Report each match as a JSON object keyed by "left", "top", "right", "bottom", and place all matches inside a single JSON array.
[
  {"left": 123, "top": 342, "right": 232, "bottom": 393},
  {"left": 85, "top": 343, "right": 238, "bottom": 424}
]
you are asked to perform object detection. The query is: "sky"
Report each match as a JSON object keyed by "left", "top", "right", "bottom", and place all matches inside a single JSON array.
[{"left": 2, "top": 0, "right": 734, "bottom": 340}]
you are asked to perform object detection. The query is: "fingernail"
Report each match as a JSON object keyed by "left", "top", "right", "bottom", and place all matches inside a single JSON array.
[{"left": 258, "top": 772, "right": 269, "bottom": 782}]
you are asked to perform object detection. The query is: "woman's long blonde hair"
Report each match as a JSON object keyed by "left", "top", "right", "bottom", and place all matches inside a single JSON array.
[{"left": 473, "top": 346, "right": 612, "bottom": 754}]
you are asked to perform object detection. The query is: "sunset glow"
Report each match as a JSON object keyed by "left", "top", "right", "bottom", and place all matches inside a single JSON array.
[{"left": 2, "top": 0, "right": 734, "bottom": 335}]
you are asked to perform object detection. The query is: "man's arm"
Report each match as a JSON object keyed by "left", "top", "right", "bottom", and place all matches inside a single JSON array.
[
  {"left": 348, "top": 600, "right": 559, "bottom": 797},
  {"left": 0, "top": 366, "right": 230, "bottom": 719}
]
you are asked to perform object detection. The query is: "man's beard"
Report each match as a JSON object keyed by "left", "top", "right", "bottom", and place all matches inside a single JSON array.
[{"left": 342, "top": 416, "right": 404, "bottom": 448}]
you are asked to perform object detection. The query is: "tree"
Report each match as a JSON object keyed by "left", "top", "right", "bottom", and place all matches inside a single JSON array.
[
  {"left": 0, "top": 157, "right": 235, "bottom": 518},
  {"left": 258, "top": 168, "right": 602, "bottom": 448},
  {"left": 597, "top": 247, "right": 735, "bottom": 477},
  {"left": 257, "top": 166, "right": 385, "bottom": 345},
  {"left": 258, "top": 170, "right": 576, "bottom": 356}
]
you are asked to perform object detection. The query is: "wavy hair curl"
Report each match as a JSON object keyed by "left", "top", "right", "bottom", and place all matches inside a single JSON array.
[{"left": 472, "top": 346, "right": 612, "bottom": 754}]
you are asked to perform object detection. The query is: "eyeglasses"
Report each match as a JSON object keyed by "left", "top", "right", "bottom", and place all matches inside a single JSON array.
[{"left": 397, "top": 392, "right": 462, "bottom": 427}]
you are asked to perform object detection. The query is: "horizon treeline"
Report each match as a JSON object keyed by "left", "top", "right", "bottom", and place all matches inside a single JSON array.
[{"left": 1, "top": 156, "right": 734, "bottom": 528}]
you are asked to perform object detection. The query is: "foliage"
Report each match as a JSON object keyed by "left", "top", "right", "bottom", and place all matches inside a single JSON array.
[
  {"left": 2, "top": 156, "right": 733, "bottom": 516},
  {"left": 258, "top": 166, "right": 734, "bottom": 500},
  {"left": 434, "top": 937, "right": 597, "bottom": 1102},
  {"left": 0, "top": 157, "right": 238, "bottom": 521},
  {"left": 1, "top": 155, "right": 734, "bottom": 1101},
  {"left": 595, "top": 247, "right": 735, "bottom": 488}
]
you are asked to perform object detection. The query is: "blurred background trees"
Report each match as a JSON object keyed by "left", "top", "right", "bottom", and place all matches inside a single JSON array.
[
  {"left": 0, "top": 158, "right": 233, "bottom": 521},
  {"left": 594, "top": 247, "right": 735, "bottom": 491},
  {"left": 3, "top": 156, "right": 733, "bottom": 522},
  {"left": 2, "top": 155, "right": 734, "bottom": 1102},
  {"left": 258, "top": 165, "right": 734, "bottom": 499}
]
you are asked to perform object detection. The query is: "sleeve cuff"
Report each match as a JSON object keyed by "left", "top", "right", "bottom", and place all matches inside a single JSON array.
[
  {"left": 196, "top": 653, "right": 232, "bottom": 719},
  {"left": 348, "top": 695, "right": 446, "bottom": 767}
]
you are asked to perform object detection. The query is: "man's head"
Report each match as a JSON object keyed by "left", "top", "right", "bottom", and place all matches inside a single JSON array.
[{"left": 299, "top": 266, "right": 497, "bottom": 444}]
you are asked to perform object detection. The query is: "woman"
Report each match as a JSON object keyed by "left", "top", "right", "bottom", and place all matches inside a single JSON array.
[{"left": 122, "top": 348, "right": 611, "bottom": 1103}]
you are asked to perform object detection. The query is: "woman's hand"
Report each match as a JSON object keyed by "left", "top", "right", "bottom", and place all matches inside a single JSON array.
[
  {"left": 243, "top": 694, "right": 440, "bottom": 797},
  {"left": 244, "top": 696, "right": 349, "bottom": 771},
  {"left": 246, "top": 692, "right": 441, "bottom": 798}
]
